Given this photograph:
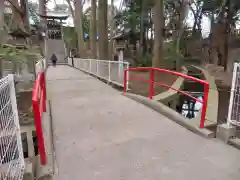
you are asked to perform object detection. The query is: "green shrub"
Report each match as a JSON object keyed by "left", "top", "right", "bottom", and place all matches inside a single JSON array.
[{"left": 139, "top": 53, "right": 152, "bottom": 67}]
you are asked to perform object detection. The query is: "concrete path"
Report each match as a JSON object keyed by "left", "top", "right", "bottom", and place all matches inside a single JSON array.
[{"left": 47, "top": 65, "right": 240, "bottom": 180}]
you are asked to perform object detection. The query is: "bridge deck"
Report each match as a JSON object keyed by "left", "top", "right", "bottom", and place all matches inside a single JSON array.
[{"left": 47, "top": 65, "right": 240, "bottom": 180}]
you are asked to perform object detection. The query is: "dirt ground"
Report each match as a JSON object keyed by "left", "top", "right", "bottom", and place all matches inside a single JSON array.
[
  {"left": 17, "top": 91, "right": 34, "bottom": 125},
  {"left": 128, "top": 71, "right": 178, "bottom": 97}
]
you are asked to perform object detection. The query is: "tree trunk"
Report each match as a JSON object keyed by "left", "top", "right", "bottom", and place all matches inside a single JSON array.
[
  {"left": 139, "top": 0, "right": 145, "bottom": 56},
  {"left": 21, "top": 0, "right": 30, "bottom": 31},
  {"left": 109, "top": 0, "right": 115, "bottom": 60},
  {"left": 39, "top": 0, "right": 47, "bottom": 26},
  {"left": 152, "top": 0, "right": 163, "bottom": 67},
  {"left": 10, "top": 0, "right": 26, "bottom": 33},
  {"left": 75, "top": 0, "right": 85, "bottom": 57},
  {"left": 90, "top": 0, "right": 97, "bottom": 58},
  {"left": 208, "top": 13, "right": 215, "bottom": 64},
  {"left": 223, "top": 0, "right": 231, "bottom": 71},
  {"left": 98, "top": 0, "right": 108, "bottom": 60},
  {"left": 0, "top": 0, "right": 4, "bottom": 78},
  {"left": 0, "top": 0, "right": 4, "bottom": 43},
  {"left": 66, "top": 0, "right": 77, "bottom": 53},
  {"left": 192, "top": 16, "right": 198, "bottom": 33},
  {"left": 150, "top": 9, "right": 153, "bottom": 44},
  {"left": 38, "top": 0, "right": 47, "bottom": 55},
  {"left": 197, "top": 11, "right": 203, "bottom": 31},
  {"left": 190, "top": 3, "right": 202, "bottom": 34}
]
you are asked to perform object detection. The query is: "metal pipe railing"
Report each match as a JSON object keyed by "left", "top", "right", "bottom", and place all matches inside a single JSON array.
[
  {"left": 32, "top": 72, "right": 47, "bottom": 165},
  {"left": 68, "top": 58, "right": 129, "bottom": 88},
  {"left": 124, "top": 67, "right": 210, "bottom": 129}
]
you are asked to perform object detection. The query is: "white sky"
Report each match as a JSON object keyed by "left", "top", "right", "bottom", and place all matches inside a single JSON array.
[{"left": 29, "top": 0, "right": 122, "bottom": 10}]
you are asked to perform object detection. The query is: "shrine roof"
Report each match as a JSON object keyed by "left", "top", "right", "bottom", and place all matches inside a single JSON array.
[{"left": 37, "top": 14, "right": 69, "bottom": 20}]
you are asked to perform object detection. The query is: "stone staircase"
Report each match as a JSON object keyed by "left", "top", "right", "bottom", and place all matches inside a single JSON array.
[{"left": 45, "top": 39, "right": 67, "bottom": 65}]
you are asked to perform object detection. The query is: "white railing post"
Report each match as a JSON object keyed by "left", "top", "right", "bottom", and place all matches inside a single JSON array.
[
  {"left": 80, "top": 59, "right": 82, "bottom": 69},
  {"left": 126, "top": 62, "right": 129, "bottom": 90},
  {"left": 44, "top": 58, "right": 47, "bottom": 69},
  {"left": 84, "top": 59, "right": 86, "bottom": 71},
  {"left": 108, "top": 60, "right": 111, "bottom": 82},
  {"left": 83, "top": 59, "right": 85, "bottom": 71},
  {"left": 227, "top": 63, "right": 238, "bottom": 127},
  {"left": 44, "top": 39, "right": 48, "bottom": 67},
  {"left": 89, "top": 59, "right": 92, "bottom": 73},
  {"left": 97, "top": 60, "right": 99, "bottom": 76},
  {"left": 67, "top": 58, "right": 128, "bottom": 87},
  {"left": 64, "top": 42, "right": 67, "bottom": 63},
  {"left": 81, "top": 59, "right": 83, "bottom": 70},
  {"left": 84, "top": 60, "right": 86, "bottom": 71},
  {"left": 118, "top": 50, "right": 123, "bottom": 78}
]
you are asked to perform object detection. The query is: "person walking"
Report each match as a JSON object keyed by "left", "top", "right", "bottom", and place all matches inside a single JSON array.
[{"left": 51, "top": 53, "right": 57, "bottom": 67}]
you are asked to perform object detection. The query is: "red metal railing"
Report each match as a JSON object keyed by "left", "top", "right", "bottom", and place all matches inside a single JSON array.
[
  {"left": 123, "top": 67, "right": 209, "bottom": 128},
  {"left": 32, "top": 72, "right": 47, "bottom": 165}
]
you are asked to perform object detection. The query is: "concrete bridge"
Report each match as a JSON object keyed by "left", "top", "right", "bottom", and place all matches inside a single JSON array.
[{"left": 36, "top": 65, "right": 240, "bottom": 180}]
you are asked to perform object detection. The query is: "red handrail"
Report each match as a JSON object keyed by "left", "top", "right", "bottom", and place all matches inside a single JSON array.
[
  {"left": 124, "top": 67, "right": 209, "bottom": 128},
  {"left": 32, "top": 72, "right": 47, "bottom": 165}
]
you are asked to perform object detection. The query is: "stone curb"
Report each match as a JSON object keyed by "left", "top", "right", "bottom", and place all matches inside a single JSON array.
[
  {"left": 228, "top": 138, "right": 240, "bottom": 150},
  {"left": 48, "top": 99, "right": 58, "bottom": 176},
  {"left": 35, "top": 102, "right": 54, "bottom": 180},
  {"left": 125, "top": 92, "right": 214, "bottom": 138}
]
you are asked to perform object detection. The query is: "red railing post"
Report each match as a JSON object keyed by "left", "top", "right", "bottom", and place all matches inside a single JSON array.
[
  {"left": 32, "top": 73, "right": 47, "bottom": 165},
  {"left": 32, "top": 101, "right": 47, "bottom": 165},
  {"left": 149, "top": 69, "right": 155, "bottom": 99},
  {"left": 200, "top": 83, "right": 209, "bottom": 128},
  {"left": 124, "top": 69, "right": 127, "bottom": 94}
]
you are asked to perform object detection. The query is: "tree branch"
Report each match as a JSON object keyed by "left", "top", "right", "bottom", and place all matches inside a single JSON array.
[
  {"left": 6, "top": 0, "right": 24, "bottom": 15},
  {"left": 189, "top": 4, "right": 197, "bottom": 18},
  {"left": 65, "top": 0, "right": 75, "bottom": 21}
]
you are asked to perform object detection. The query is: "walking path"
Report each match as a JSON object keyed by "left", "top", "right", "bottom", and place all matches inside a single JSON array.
[{"left": 47, "top": 65, "right": 240, "bottom": 180}]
